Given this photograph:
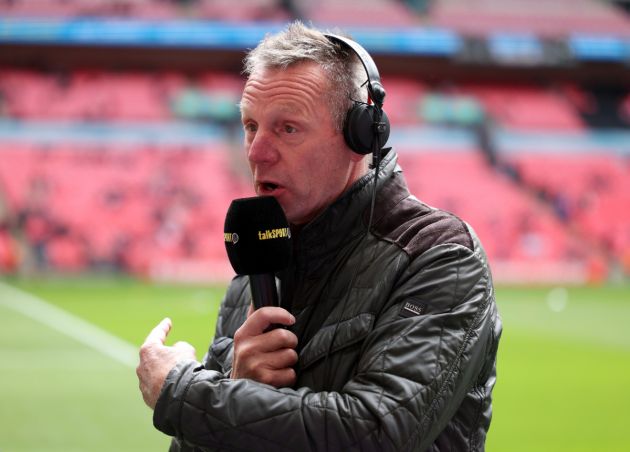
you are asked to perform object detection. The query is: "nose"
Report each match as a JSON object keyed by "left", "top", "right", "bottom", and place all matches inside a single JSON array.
[{"left": 247, "top": 130, "right": 280, "bottom": 166}]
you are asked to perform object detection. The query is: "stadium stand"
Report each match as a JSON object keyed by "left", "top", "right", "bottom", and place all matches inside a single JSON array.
[
  {"left": 0, "top": 139, "right": 253, "bottom": 277},
  {"left": 397, "top": 148, "right": 594, "bottom": 261},
  {"left": 0, "top": 0, "right": 298, "bottom": 21},
  {"left": 427, "top": 0, "right": 630, "bottom": 36},
  {"left": 3, "top": 0, "right": 628, "bottom": 35},
  {"left": 506, "top": 151, "right": 630, "bottom": 261},
  {"left": 301, "top": 0, "right": 418, "bottom": 26},
  {"left": 1, "top": 0, "right": 629, "bottom": 282},
  {"left": 456, "top": 84, "right": 586, "bottom": 131},
  {"left": 1, "top": 66, "right": 628, "bottom": 281}
]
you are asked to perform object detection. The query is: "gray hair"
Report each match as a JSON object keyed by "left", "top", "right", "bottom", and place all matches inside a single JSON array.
[{"left": 242, "top": 21, "right": 366, "bottom": 132}]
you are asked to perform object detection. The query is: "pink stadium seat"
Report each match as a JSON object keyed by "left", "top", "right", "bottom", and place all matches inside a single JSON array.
[
  {"left": 428, "top": 0, "right": 630, "bottom": 37},
  {"left": 304, "top": 0, "right": 418, "bottom": 26},
  {"left": 197, "top": 0, "right": 290, "bottom": 22},
  {"left": 397, "top": 149, "right": 592, "bottom": 263},
  {"left": 459, "top": 84, "right": 585, "bottom": 130},
  {"left": 47, "top": 235, "right": 88, "bottom": 271},
  {"left": 1, "top": 65, "right": 626, "bottom": 278},
  {"left": 507, "top": 150, "right": 630, "bottom": 261}
]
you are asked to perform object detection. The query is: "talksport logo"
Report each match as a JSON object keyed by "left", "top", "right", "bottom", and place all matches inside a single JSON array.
[
  {"left": 224, "top": 232, "right": 239, "bottom": 244},
  {"left": 257, "top": 228, "right": 291, "bottom": 240}
]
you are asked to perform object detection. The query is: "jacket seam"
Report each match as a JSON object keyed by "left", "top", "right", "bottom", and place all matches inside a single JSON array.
[
  {"left": 403, "top": 262, "right": 490, "bottom": 449},
  {"left": 300, "top": 312, "right": 376, "bottom": 369},
  {"left": 177, "top": 365, "right": 201, "bottom": 439},
  {"left": 419, "top": 271, "right": 489, "bottom": 428},
  {"left": 183, "top": 394, "right": 301, "bottom": 451},
  {"left": 347, "top": 246, "right": 488, "bottom": 450},
  {"left": 469, "top": 384, "right": 486, "bottom": 451}
]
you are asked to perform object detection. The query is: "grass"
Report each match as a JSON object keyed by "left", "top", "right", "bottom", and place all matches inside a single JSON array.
[
  {"left": 1, "top": 276, "right": 629, "bottom": 451},
  {"left": 488, "top": 285, "right": 630, "bottom": 452},
  {"left": 0, "top": 275, "right": 224, "bottom": 452},
  {"left": 3, "top": 275, "right": 225, "bottom": 353}
]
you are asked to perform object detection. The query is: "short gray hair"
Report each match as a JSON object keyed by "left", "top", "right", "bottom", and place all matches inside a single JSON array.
[{"left": 242, "top": 21, "right": 366, "bottom": 131}]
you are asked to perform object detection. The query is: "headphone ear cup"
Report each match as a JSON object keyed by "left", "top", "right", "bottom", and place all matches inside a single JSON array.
[{"left": 343, "top": 103, "right": 390, "bottom": 155}]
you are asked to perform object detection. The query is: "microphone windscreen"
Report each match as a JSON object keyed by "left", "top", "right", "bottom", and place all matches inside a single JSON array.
[{"left": 224, "top": 196, "right": 292, "bottom": 275}]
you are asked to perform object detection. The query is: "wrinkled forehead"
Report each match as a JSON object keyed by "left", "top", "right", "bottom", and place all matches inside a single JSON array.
[{"left": 240, "top": 62, "right": 330, "bottom": 111}]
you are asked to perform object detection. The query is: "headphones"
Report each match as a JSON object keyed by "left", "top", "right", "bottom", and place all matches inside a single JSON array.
[{"left": 324, "top": 34, "right": 391, "bottom": 156}]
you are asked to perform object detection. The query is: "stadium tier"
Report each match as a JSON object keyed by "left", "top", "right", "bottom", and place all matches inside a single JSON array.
[
  {"left": 428, "top": 0, "right": 630, "bottom": 36},
  {"left": 0, "top": 141, "right": 253, "bottom": 277},
  {"left": 0, "top": 0, "right": 292, "bottom": 21},
  {"left": 0, "top": 70, "right": 243, "bottom": 122},
  {"left": 2, "top": 0, "right": 629, "bottom": 37},
  {"left": 2, "top": 0, "right": 630, "bottom": 286},
  {"left": 4, "top": 69, "right": 620, "bottom": 129},
  {"left": 456, "top": 84, "right": 586, "bottom": 131},
  {"left": 1, "top": 68, "right": 628, "bottom": 281},
  {"left": 507, "top": 151, "right": 630, "bottom": 260}
]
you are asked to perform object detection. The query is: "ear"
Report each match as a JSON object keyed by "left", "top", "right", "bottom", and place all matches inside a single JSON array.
[{"left": 348, "top": 151, "right": 371, "bottom": 180}]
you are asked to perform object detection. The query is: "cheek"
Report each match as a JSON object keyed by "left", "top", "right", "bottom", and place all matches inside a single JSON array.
[
  {"left": 308, "top": 159, "right": 346, "bottom": 201},
  {"left": 291, "top": 136, "right": 348, "bottom": 195}
]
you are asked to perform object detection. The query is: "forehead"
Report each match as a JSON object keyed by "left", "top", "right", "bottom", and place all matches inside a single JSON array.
[{"left": 240, "top": 62, "right": 329, "bottom": 114}]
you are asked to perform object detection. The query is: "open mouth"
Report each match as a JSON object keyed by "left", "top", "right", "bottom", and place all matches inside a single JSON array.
[{"left": 259, "top": 181, "right": 280, "bottom": 194}]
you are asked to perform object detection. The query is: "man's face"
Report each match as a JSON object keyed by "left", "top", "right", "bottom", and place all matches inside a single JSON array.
[{"left": 240, "top": 62, "right": 365, "bottom": 225}]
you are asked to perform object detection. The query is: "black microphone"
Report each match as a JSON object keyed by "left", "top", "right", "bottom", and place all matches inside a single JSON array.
[{"left": 224, "top": 196, "right": 292, "bottom": 310}]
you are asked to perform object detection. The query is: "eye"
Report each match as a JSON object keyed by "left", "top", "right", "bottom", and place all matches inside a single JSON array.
[
  {"left": 244, "top": 122, "right": 257, "bottom": 133},
  {"left": 284, "top": 124, "right": 298, "bottom": 134}
]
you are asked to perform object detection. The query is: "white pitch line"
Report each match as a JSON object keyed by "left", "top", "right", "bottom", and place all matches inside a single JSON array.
[{"left": 0, "top": 281, "right": 138, "bottom": 368}]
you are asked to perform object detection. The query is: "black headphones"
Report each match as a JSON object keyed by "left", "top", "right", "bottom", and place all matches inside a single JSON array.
[{"left": 324, "top": 34, "right": 391, "bottom": 156}]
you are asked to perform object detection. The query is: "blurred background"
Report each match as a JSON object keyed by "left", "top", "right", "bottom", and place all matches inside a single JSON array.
[{"left": 0, "top": 0, "right": 628, "bottom": 451}]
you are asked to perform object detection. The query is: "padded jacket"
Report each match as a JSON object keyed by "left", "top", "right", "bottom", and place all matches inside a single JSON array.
[{"left": 154, "top": 151, "right": 502, "bottom": 451}]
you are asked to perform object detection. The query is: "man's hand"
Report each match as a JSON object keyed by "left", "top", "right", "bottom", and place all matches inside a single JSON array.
[
  {"left": 232, "top": 306, "right": 298, "bottom": 388},
  {"left": 137, "top": 318, "right": 197, "bottom": 409}
]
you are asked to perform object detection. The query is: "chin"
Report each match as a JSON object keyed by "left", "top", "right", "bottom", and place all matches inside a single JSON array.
[{"left": 283, "top": 209, "right": 303, "bottom": 225}]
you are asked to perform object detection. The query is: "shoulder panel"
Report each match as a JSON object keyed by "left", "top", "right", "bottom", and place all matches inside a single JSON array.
[{"left": 371, "top": 172, "right": 473, "bottom": 259}]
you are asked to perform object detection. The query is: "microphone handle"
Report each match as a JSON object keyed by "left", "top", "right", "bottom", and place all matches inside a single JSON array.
[{"left": 249, "top": 273, "right": 279, "bottom": 310}]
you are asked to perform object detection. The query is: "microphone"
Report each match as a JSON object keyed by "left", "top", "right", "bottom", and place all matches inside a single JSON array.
[{"left": 224, "top": 196, "right": 292, "bottom": 310}]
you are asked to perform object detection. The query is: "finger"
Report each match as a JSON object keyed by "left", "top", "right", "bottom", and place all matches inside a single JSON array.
[
  {"left": 238, "top": 307, "right": 295, "bottom": 337},
  {"left": 264, "top": 348, "right": 299, "bottom": 370},
  {"left": 144, "top": 317, "right": 172, "bottom": 346},
  {"left": 266, "top": 327, "right": 298, "bottom": 350},
  {"left": 235, "top": 328, "right": 298, "bottom": 360},
  {"left": 259, "top": 367, "right": 297, "bottom": 388}
]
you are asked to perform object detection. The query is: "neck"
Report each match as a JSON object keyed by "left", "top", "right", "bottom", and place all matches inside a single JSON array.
[{"left": 347, "top": 155, "right": 371, "bottom": 188}]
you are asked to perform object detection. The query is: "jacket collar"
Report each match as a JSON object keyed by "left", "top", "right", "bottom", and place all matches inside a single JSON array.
[{"left": 288, "top": 151, "right": 403, "bottom": 277}]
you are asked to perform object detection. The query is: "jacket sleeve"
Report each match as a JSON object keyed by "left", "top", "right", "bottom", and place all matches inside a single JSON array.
[
  {"left": 153, "top": 242, "right": 498, "bottom": 451},
  {"left": 201, "top": 276, "right": 250, "bottom": 375}
]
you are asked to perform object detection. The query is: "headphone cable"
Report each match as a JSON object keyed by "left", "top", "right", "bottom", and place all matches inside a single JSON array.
[{"left": 321, "top": 101, "right": 386, "bottom": 426}]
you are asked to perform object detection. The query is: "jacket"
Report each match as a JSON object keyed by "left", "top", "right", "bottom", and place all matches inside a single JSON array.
[{"left": 154, "top": 151, "right": 502, "bottom": 451}]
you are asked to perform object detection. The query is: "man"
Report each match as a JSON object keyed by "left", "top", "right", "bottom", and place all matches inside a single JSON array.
[{"left": 137, "top": 22, "right": 502, "bottom": 451}]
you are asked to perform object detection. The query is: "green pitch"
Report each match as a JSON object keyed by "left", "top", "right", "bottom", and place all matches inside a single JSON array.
[{"left": 0, "top": 276, "right": 628, "bottom": 451}]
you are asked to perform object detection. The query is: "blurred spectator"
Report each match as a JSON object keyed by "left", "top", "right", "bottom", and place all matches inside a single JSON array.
[
  {"left": 0, "top": 223, "right": 18, "bottom": 273},
  {"left": 0, "top": 188, "right": 18, "bottom": 273},
  {"left": 16, "top": 176, "right": 57, "bottom": 271},
  {"left": 277, "top": 0, "right": 304, "bottom": 20},
  {"left": 401, "top": 0, "right": 431, "bottom": 14}
]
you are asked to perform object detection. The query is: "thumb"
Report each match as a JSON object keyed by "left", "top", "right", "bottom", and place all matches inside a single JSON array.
[{"left": 144, "top": 317, "right": 172, "bottom": 346}]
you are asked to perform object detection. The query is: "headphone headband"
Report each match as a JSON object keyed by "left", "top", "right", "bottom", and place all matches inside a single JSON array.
[
  {"left": 323, "top": 33, "right": 386, "bottom": 108},
  {"left": 323, "top": 33, "right": 390, "bottom": 156}
]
